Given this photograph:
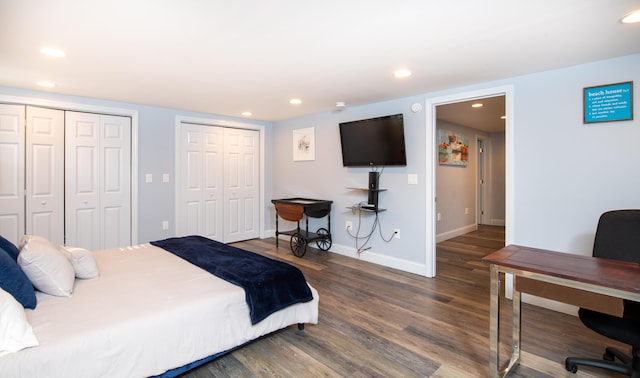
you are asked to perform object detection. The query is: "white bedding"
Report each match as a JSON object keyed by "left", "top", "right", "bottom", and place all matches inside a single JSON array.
[{"left": 0, "top": 243, "right": 319, "bottom": 378}]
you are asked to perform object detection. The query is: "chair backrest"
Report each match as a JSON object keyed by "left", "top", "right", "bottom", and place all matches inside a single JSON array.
[{"left": 592, "top": 210, "right": 640, "bottom": 263}]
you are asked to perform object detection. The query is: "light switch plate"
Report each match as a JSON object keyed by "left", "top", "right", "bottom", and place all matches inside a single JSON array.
[{"left": 408, "top": 174, "right": 418, "bottom": 185}]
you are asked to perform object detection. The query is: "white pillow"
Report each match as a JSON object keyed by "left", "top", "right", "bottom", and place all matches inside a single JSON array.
[
  {"left": 18, "top": 234, "right": 50, "bottom": 251},
  {"left": 17, "top": 236, "right": 75, "bottom": 297},
  {"left": 0, "top": 287, "right": 39, "bottom": 357},
  {"left": 60, "top": 246, "right": 99, "bottom": 279}
]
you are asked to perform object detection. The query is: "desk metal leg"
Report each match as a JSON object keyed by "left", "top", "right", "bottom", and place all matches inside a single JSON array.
[
  {"left": 489, "top": 265, "right": 521, "bottom": 377},
  {"left": 511, "top": 285, "right": 522, "bottom": 372},
  {"left": 489, "top": 265, "right": 500, "bottom": 376}
]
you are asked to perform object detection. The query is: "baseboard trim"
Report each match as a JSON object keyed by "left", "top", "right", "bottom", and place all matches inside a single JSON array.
[
  {"left": 267, "top": 231, "right": 428, "bottom": 276},
  {"left": 490, "top": 218, "right": 505, "bottom": 226},
  {"left": 436, "top": 224, "right": 477, "bottom": 243}
]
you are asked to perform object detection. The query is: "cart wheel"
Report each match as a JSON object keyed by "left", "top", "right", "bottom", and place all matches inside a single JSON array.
[
  {"left": 290, "top": 232, "right": 307, "bottom": 257},
  {"left": 315, "top": 227, "right": 332, "bottom": 251}
]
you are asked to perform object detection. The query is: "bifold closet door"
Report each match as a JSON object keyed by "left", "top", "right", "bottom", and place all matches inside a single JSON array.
[
  {"left": 177, "top": 124, "right": 223, "bottom": 239},
  {"left": 223, "top": 127, "right": 259, "bottom": 243},
  {"left": 177, "top": 124, "right": 259, "bottom": 243},
  {"left": 0, "top": 105, "right": 64, "bottom": 246},
  {"left": 65, "top": 111, "right": 131, "bottom": 250},
  {"left": 25, "top": 107, "right": 64, "bottom": 246},
  {"left": 0, "top": 104, "right": 26, "bottom": 245}
]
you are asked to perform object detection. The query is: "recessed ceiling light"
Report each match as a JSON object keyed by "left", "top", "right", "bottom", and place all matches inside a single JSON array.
[
  {"left": 335, "top": 101, "right": 346, "bottom": 108},
  {"left": 241, "top": 111, "right": 252, "bottom": 117},
  {"left": 40, "top": 48, "right": 66, "bottom": 58},
  {"left": 621, "top": 10, "right": 640, "bottom": 23},
  {"left": 289, "top": 98, "right": 302, "bottom": 105},
  {"left": 36, "top": 81, "right": 55, "bottom": 88},
  {"left": 393, "top": 69, "right": 412, "bottom": 78},
  {"left": 471, "top": 103, "right": 483, "bottom": 108}
]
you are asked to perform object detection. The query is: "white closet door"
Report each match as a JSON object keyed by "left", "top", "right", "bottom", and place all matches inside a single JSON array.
[
  {"left": 25, "top": 107, "right": 64, "bottom": 246},
  {"left": 100, "top": 115, "right": 131, "bottom": 249},
  {"left": 66, "top": 112, "right": 100, "bottom": 249},
  {"left": 65, "top": 112, "right": 131, "bottom": 249},
  {"left": 177, "top": 124, "right": 223, "bottom": 239},
  {"left": 223, "top": 128, "right": 259, "bottom": 243},
  {"left": 0, "top": 105, "right": 25, "bottom": 245}
]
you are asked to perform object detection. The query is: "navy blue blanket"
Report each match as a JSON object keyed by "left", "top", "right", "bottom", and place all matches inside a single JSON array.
[{"left": 151, "top": 236, "right": 313, "bottom": 325}]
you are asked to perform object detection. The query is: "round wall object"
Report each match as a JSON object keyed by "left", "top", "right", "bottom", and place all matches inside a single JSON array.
[{"left": 411, "top": 103, "right": 423, "bottom": 113}]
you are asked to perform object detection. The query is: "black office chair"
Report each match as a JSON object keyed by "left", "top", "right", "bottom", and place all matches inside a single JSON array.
[{"left": 565, "top": 209, "right": 640, "bottom": 377}]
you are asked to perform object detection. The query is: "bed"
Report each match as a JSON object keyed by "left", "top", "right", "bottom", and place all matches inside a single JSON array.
[{"left": 0, "top": 235, "right": 319, "bottom": 378}]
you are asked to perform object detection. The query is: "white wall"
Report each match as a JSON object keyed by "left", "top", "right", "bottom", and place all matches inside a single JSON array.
[
  {"left": 1, "top": 53, "right": 637, "bottom": 276},
  {"left": 271, "top": 100, "right": 427, "bottom": 274},
  {"left": 511, "top": 55, "right": 640, "bottom": 255},
  {"left": 489, "top": 131, "right": 506, "bottom": 225},
  {"left": 435, "top": 120, "right": 486, "bottom": 240},
  {"left": 271, "top": 53, "right": 640, "bottom": 274}
]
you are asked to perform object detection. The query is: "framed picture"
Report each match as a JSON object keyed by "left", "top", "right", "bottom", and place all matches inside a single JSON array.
[
  {"left": 293, "top": 127, "right": 315, "bottom": 161},
  {"left": 437, "top": 129, "right": 469, "bottom": 167},
  {"left": 584, "top": 81, "right": 633, "bottom": 124}
]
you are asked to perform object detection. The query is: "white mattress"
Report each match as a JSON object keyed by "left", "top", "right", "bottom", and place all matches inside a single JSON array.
[{"left": 0, "top": 243, "right": 319, "bottom": 378}]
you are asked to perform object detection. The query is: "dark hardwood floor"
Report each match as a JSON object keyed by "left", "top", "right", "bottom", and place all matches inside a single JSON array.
[{"left": 181, "top": 226, "right": 625, "bottom": 377}]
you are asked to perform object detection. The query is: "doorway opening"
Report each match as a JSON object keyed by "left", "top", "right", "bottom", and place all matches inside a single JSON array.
[{"left": 425, "top": 86, "right": 513, "bottom": 277}]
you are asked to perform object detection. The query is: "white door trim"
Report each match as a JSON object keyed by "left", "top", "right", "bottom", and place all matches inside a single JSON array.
[
  {"left": 0, "top": 93, "right": 139, "bottom": 245},
  {"left": 425, "top": 85, "right": 514, "bottom": 277},
  {"left": 175, "top": 115, "right": 265, "bottom": 241}
]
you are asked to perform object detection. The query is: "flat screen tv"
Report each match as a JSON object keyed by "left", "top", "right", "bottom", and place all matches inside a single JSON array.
[{"left": 339, "top": 113, "right": 407, "bottom": 167}]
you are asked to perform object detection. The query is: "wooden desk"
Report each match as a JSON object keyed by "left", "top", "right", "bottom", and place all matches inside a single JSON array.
[{"left": 482, "top": 245, "right": 640, "bottom": 377}]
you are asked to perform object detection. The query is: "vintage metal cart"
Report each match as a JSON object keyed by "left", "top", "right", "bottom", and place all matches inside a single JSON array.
[{"left": 271, "top": 198, "right": 333, "bottom": 257}]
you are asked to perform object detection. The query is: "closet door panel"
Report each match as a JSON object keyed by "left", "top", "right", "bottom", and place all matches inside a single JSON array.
[
  {"left": 26, "top": 106, "right": 64, "bottom": 246},
  {"left": 179, "top": 126, "right": 203, "bottom": 236},
  {"left": 184, "top": 146, "right": 202, "bottom": 235},
  {"left": 185, "top": 201, "right": 200, "bottom": 235},
  {"left": 241, "top": 137, "right": 258, "bottom": 234},
  {"left": 100, "top": 115, "right": 131, "bottom": 248},
  {"left": 0, "top": 105, "right": 25, "bottom": 244},
  {"left": 65, "top": 112, "right": 100, "bottom": 249},
  {"left": 177, "top": 124, "right": 222, "bottom": 239},
  {"left": 74, "top": 208, "right": 98, "bottom": 250},
  {"left": 202, "top": 128, "right": 223, "bottom": 239},
  {"left": 223, "top": 128, "right": 259, "bottom": 243}
]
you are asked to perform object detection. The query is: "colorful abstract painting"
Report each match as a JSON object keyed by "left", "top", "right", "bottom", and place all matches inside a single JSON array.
[{"left": 438, "top": 129, "right": 469, "bottom": 167}]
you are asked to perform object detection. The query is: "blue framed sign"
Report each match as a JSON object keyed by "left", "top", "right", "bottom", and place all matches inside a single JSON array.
[{"left": 584, "top": 81, "right": 633, "bottom": 123}]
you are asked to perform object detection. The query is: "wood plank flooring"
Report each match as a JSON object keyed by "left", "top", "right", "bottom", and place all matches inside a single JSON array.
[{"left": 181, "top": 226, "right": 626, "bottom": 377}]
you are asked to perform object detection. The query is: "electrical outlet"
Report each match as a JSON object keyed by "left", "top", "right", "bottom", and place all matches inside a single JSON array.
[
  {"left": 345, "top": 221, "right": 352, "bottom": 230},
  {"left": 437, "top": 212, "right": 442, "bottom": 221},
  {"left": 394, "top": 229, "right": 400, "bottom": 239},
  {"left": 162, "top": 220, "right": 169, "bottom": 230},
  {"left": 465, "top": 207, "right": 469, "bottom": 215}
]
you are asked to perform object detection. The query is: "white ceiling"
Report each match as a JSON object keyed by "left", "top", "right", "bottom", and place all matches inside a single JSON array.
[
  {"left": 437, "top": 96, "right": 505, "bottom": 133},
  {"left": 0, "top": 1, "right": 638, "bottom": 122}
]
